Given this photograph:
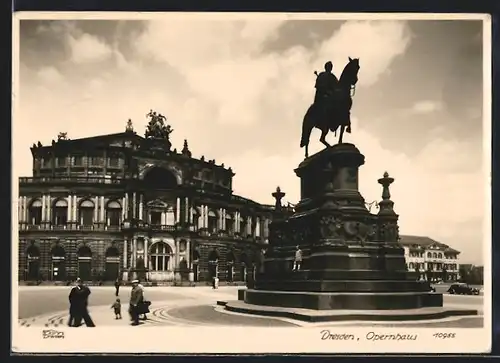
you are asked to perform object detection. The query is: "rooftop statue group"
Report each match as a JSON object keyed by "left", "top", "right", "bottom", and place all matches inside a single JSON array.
[{"left": 300, "top": 57, "right": 360, "bottom": 158}]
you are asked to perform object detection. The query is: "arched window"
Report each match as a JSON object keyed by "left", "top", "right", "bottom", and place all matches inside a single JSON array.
[
  {"left": 432, "top": 252, "right": 438, "bottom": 259},
  {"left": 28, "top": 199, "right": 42, "bottom": 225},
  {"left": 27, "top": 244, "right": 40, "bottom": 259},
  {"left": 79, "top": 199, "right": 95, "bottom": 226},
  {"left": 143, "top": 167, "right": 178, "bottom": 190},
  {"left": 409, "top": 262, "right": 414, "bottom": 270},
  {"left": 427, "top": 252, "right": 432, "bottom": 258},
  {"left": 52, "top": 199, "right": 68, "bottom": 226},
  {"left": 51, "top": 245, "right": 65, "bottom": 259},
  {"left": 106, "top": 200, "right": 122, "bottom": 227},
  {"left": 438, "top": 253, "right": 443, "bottom": 259},
  {"left": 208, "top": 210, "right": 218, "bottom": 233},
  {"left": 225, "top": 213, "right": 233, "bottom": 234},
  {"left": 150, "top": 242, "right": 173, "bottom": 271}
]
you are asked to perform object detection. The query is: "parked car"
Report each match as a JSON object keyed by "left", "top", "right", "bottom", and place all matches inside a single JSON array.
[{"left": 447, "top": 283, "right": 480, "bottom": 295}]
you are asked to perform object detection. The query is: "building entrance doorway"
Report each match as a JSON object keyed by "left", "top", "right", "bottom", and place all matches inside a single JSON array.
[
  {"left": 192, "top": 248, "right": 200, "bottom": 282},
  {"left": 26, "top": 244, "right": 40, "bottom": 280},
  {"left": 240, "top": 253, "right": 249, "bottom": 283},
  {"left": 78, "top": 246, "right": 92, "bottom": 281},
  {"left": 208, "top": 250, "right": 219, "bottom": 281},
  {"left": 226, "top": 251, "right": 235, "bottom": 282},
  {"left": 51, "top": 245, "right": 66, "bottom": 281},
  {"left": 105, "top": 247, "right": 120, "bottom": 281}
]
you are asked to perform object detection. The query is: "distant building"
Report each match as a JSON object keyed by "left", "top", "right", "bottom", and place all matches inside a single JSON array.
[
  {"left": 400, "top": 235, "right": 460, "bottom": 281},
  {"left": 17, "top": 116, "right": 292, "bottom": 285}
]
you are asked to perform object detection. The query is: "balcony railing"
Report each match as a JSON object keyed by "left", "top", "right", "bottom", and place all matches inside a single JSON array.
[
  {"left": 19, "top": 176, "right": 124, "bottom": 185},
  {"left": 19, "top": 223, "right": 124, "bottom": 232},
  {"left": 149, "top": 224, "right": 176, "bottom": 232}
]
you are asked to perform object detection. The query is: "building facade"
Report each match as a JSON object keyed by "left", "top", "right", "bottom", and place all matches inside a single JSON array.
[
  {"left": 400, "top": 235, "right": 461, "bottom": 282},
  {"left": 18, "top": 115, "right": 292, "bottom": 285}
]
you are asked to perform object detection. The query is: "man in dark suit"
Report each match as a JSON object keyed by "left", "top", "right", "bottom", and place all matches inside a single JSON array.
[{"left": 68, "top": 278, "right": 96, "bottom": 327}]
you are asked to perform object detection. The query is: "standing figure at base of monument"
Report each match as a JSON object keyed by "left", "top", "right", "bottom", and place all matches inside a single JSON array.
[{"left": 292, "top": 246, "right": 303, "bottom": 271}]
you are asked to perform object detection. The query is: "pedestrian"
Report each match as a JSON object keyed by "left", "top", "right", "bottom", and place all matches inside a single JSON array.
[
  {"left": 111, "top": 298, "right": 122, "bottom": 320},
  {"left": 293, "top": 245, "right": 302, "bottom": 271},
  {"left": 129, "top": 279, "right": 143, "bottom": 326},
  {"left": 114, "top": 278, "right": 121, "bottom": 296},
  {"left": 70, "top": 278, "right": 96, "bottom": 327},
  {"left": 137, "top": 281, "right": 150, "bottom": 320},
  {"left": 67, "top": 278, "right": 80, "bottom": 327}
]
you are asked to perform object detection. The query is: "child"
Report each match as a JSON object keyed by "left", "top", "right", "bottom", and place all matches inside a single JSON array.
[{"left": 111, "top": 298, "right": 122, "bottom": 319}]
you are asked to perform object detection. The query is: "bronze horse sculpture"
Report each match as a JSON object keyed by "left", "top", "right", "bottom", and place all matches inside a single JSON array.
[{"left": 300, "top": 57, "right": 360, "bottom": 158}]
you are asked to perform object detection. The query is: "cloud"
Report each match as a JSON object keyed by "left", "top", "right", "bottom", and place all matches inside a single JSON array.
[
  {"left": 412, "top": 100, "right": 442, "bottom": 114},
  {"left": 67, "top": 33, "right": 113, "bottom": 64},
  {"left": 37, "top": 66, "right": 63, "bottom": 84}
]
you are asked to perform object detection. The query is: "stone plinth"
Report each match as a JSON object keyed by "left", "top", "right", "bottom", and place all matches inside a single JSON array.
[
  {"left": 223, "top": 300, "right": 478, "bottom": 323},
  {"left": 224, "top": 143, "right": 477, "bottom": 320}
]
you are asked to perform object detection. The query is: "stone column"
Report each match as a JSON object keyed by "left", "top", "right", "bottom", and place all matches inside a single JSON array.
[
  {"left": 67, "top": 194, "right": 72, "bottom": 223},
  {"left": 23, "top": 196, "right": 28, "bottom": 223},
  {"left": 123, "top": 238, "right": 128, "bottom": 268},
  {"left": 234, "top": 211, "right": 239, "bottom": 233},
  {"left": 100, "top": 196, "right": 105, "bottom": 223},
  {"left": 132, "top": 237, "right": 137, "bottom": 268},
  {"left": 47, "top": 195, "right": 52, "bottom": 224},
  {"left": 18, "top": 197, "right": 22, "bottom": 223},
  {"left": 125, "top": 193, "right": 129, "bottom": 219},
  {"left": 176, "top": 197, "right": 181, "bottom": 224},
  {"left": 139, "top": 194, "right": 144, "bottom": 221},
  {"left": 73, "top": 196, "right": 78, "bottom": 222},
  {"left": 144, "top": 238, "right": 148, "bottom": 270},
  {"left": 41, "top": 195, "right": 46, "bottom": 221},
  {"left": 184, "top": 197, "right": 189, "bottom": 223},
  {"left": 121, "top": 196, "right": 127, "bottom": 221},
  {"left": 255, "top": 217, "right": 261, "bottom": 238},
  {"left": 199, "top": 205, "right": 204, "bottom": 228},
  {"left": 204, "top": 205, "right": 209, "bottom": 229},
  {"left": 222, "top": 209, "right": 226, "bottom": 230},
  {"left": 132, "top": 193, "right": 137, "bottom": 219},
  {"left": 94, "top": 196, "right": 99, "bottom": 222},
  {"left": 161, "top": 212, "right": 166, "bottom": 225}
]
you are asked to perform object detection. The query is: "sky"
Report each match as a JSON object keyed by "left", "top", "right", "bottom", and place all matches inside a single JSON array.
[{"left": 14, "top": 15, "right": 487, "bottom": 264}]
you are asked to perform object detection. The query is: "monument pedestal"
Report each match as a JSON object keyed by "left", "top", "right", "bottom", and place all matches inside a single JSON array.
[{"left": 223, "top": 143, "right": 477, "bottom": 321}]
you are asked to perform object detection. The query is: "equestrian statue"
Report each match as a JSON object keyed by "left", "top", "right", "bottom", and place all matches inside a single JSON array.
[{"left": 300, "top": 57, "right": 360, "bottom": 158}]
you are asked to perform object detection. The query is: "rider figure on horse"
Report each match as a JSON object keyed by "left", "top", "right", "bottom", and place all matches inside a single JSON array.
[
  {"left": 314, "top": 61, "right": 339, "bottom": 105},
  {"left": 314, "top": 60, "right": 352, "bottom": 134}
]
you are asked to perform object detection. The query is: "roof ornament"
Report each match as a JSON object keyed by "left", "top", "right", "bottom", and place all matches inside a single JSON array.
[
  {"left": 57, "top": 132, "right": 68, "bottom": 141},
  {"left": 182, "top": 139, "right": 192, "bottom": 157},
  {"left": 145, "top": 110, "right": 173, "bottom": 141},
  {"left": 125, "top": 119, "right": 134, "bottom": 133}
]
